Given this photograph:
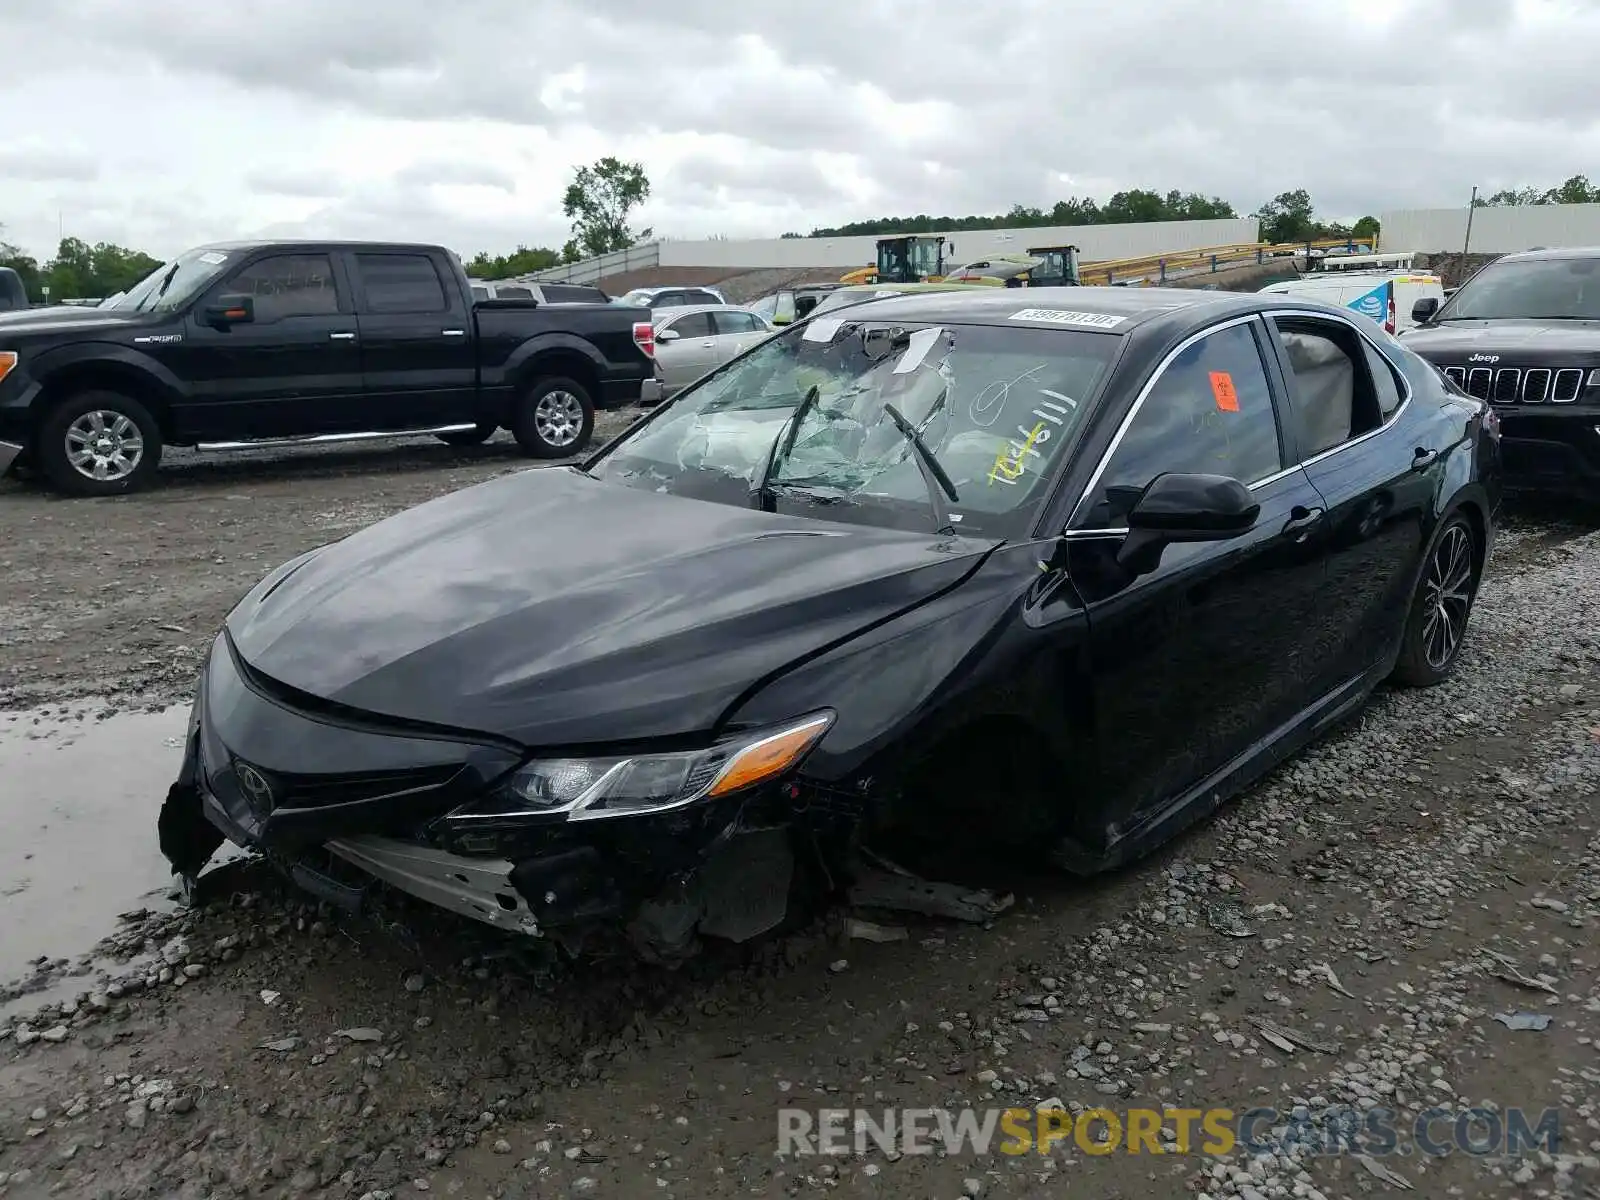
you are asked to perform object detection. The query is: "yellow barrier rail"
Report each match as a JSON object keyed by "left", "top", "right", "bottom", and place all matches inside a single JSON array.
[{"left": 1078, "top": 238, "right": 1377, "bottom": 287}]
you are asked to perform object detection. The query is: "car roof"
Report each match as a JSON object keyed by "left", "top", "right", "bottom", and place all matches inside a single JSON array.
[
  {"left": 191, "top": 239, "right": 448, "bottom": 254},
  {"left": 1494, "top": 246, "right": 1600, "bottom": 263},
  {"left": 820, "top": 284, "right": 1263, "bottom": 332},
  {"left": 653, "top": 303, "right": 756, "bottom": 319}
]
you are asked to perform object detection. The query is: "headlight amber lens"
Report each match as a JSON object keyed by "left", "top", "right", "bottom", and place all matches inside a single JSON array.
[{"left": 446, "top": 711, "right": 834, "bottom": 826}]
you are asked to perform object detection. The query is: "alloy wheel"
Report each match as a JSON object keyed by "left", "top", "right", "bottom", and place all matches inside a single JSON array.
[
  {"left": 1420, "top": 523, "right": 1474, "bottom": 670},
  {"left": 534, "top": 391, "right": 584, "bottom": 448},
  {"left": 65, "top": 409, "right": 144, "bottom": 482}
]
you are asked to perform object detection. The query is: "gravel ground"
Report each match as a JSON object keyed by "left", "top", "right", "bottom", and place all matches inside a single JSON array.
[
  {"left": 0, "top": 414, "right": 642, "bottom": 714},
  {"left": 2, "top": 444, "right": 1600, "bottom": 1199}
]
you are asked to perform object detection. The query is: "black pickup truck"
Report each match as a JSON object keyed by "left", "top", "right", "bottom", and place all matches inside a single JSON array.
[{"left": 0, "top": 239, "right": 655, "bottom": 495}]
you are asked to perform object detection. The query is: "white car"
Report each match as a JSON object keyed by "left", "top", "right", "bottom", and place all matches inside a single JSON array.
[
  {"left": 640, "top": 305, "right": 775, "bottom": 403},
  {"left": 467, "top": 279, "right": 608, "bottom": 304},
  {"left": 614, "top": 284, "right": 728, "bottom": 309}
]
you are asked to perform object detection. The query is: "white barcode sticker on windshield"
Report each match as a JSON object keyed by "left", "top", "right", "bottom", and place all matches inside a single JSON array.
[
  {"left": 1008, "top": 308, "right": 1125, "bottom": 328},
  {"left": 893, "top": 327, "right": 943, "bottom": 374},
  {"left": 802, "top": 318, "right": 845, "bottom": 342},
  {"left": 197, "top": 251, "right": 229, "bottom": 265}
]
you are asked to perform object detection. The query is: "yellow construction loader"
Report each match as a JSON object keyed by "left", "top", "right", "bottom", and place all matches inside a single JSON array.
[{"left": 840, "top": 236, "right": 952, "bottom": 285}]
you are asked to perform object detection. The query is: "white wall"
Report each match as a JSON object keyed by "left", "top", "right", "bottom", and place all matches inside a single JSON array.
[
  {"left": 655, "top": 217, "right": 1260, "bottom": 269},
  {"left": 1379, "top": 203, "right": 1600, "bottom": 254}
]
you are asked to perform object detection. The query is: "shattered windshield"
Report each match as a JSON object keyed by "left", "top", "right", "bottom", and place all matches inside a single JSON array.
[
  {"left": 1437, "top": 257, "right": 1600, "bottom": 321},
  {"left": 589, "top": 316, "right": 1121, "bottom": 537}
]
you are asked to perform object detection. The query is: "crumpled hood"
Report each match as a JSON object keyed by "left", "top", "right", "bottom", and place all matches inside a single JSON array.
[
  {"left": 1403, "top": 320, "right": 1600, "bottom": 362},
  {"left": 226, "top": 467, "right": 997, "bottom": 746}
]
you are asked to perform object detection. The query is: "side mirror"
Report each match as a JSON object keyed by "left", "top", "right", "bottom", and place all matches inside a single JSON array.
[
  {"left": 202, "top": 294, "right": 254, "bottom": 328},
  {"left": 1116, "top": 472, "right": 1260, "bottom": 575},
  {"left": 1412, "top": 296, "right": 1440, "bottom": 323},
  {"left": 656, "top": 327, "right": 681, "bottom": 342}
]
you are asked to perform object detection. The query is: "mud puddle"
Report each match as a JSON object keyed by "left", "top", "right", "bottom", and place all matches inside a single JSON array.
[{"left": 0, "top": 703, "right": 190, "bottom": 998}]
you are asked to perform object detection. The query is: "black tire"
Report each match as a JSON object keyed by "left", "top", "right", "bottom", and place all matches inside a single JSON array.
[
  {"left": 511, "top": 377, "right": 595, "bottom": 459},
  {"left": 38, "top": 390, "right": 163, "bottom": 497},
  {"left": 1390, "top": 514, "right": 1480, "bottom": 687},
  {"left": 435, "top": 422, "right": 497, "bottom": 447}
]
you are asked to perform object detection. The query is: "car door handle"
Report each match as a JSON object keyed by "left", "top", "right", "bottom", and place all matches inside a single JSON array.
[
  {"left": 1281, "top": 505, "right": 1325, "bottom": 539},
  {"left": 441, "top": 329, "right": 466, "bottom": 336},
  {"left": 700, "top": 340, "right": 716, "bottom": 348},
  {"left": 329, "top": 331, "right": 356, "bottom": 341},
  {"left": 1411, "top": 446, "right": 1439, "bottom": 472}
]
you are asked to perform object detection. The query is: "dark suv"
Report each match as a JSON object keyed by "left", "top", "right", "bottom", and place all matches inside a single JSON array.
[{"left": 1402, "top": 246, "right": 1600, "bottom": 496}]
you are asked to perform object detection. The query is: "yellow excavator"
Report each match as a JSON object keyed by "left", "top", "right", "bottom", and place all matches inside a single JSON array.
[{"left": 840, "top": 236, "right": 952, "bottom": 286}]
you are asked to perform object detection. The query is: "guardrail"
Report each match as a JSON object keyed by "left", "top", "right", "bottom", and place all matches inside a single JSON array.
[
  {"left": 528, "top": 241, "right": 662, "bottom": 285},
  {"left": 531, "top": 235, "right": 1376, "bottom": 290},
  {"left": 1080, "top": 238, "right": 1377, "bottom": 287}
]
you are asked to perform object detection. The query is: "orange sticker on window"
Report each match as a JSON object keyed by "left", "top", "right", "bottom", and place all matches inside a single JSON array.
[{"left": 1210, "top": 371, "right": 1240, "bottom": 412}]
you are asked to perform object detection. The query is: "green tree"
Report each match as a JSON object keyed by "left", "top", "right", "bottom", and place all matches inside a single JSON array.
[
  {"left": 1483, "top": 175, "right": 1600, "bottom": 206},
  {"left": 463, "top": 243, "right": 562, "bottom": 280},
  {"left": 806, "top": 188, "right": 1237, "bottom": 238},
  {"left": 89, "top": 241, "right": 162, "bottom": 294},
  {"left": 562, "top": 157, "right": 652, "bottom": 260},
  {"left": 1352, "top": 215, "right": 1381, "bottom": 240},
  {"left": 1253, "top": 189, "right": 1317, "bottom": 244},
  {"left": 0, "top": 226, "right": 42, "bottom": 301},
  {"left": 39, "top": 237, "right": 160, "bottom": 300}
]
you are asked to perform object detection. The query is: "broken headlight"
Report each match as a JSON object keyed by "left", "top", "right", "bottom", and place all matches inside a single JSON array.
[{"left": 443, "top": 711, "right": 834, "bottom": 826}]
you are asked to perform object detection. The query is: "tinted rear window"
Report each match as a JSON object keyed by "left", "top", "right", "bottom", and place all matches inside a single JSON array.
[{"left": 356, "top": 254, "right": 447, "bottom": 314}]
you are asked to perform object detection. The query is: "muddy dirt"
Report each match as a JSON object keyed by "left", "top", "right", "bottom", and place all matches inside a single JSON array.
[{"left": 1, "top": 440, "right": 1599, "bottom": 1199}]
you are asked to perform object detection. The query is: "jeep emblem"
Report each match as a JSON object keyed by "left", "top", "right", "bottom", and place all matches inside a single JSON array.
[{"left": 1468, "top": 353, "right": 1500, "bottom": 364}]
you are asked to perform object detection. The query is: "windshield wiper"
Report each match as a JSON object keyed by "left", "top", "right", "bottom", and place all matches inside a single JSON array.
[
  {"left": 134, "top": 262, "right": 182, "bottom": 313},
  {"left": 882, "top": 399, "right": 959, "bottom": 535},
  {"left": 751, "top": 384, "right": 821, "bottom": 512}
]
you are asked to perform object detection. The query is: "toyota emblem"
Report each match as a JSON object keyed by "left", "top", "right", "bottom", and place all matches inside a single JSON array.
[{"left": 235, "top": 761, "right": 275, "bottom": 813}]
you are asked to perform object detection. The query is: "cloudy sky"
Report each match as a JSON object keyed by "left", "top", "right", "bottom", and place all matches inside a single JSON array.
[{"left": 1, "top": 0, "right": 1597, "bottom": 262}]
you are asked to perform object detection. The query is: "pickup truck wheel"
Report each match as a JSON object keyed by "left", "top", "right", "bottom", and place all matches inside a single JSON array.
[
  {"left": 435, "top": 422, "right": 497, "bottom": 446},
  {"left": 39, "top": 391, "right": 163, "bottom": 496},
  {"left": 513, "top": 377, "right": 594, "bottom": 459}
]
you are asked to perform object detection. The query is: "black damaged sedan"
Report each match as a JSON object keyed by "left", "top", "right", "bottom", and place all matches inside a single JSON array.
[{"left": 161, "top": 287, "right": 1502, "bottom": 961}]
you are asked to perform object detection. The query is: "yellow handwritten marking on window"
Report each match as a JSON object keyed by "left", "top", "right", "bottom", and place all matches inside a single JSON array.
[{"left": 988, "top": 421, "right": 1047, "bottom": 486}]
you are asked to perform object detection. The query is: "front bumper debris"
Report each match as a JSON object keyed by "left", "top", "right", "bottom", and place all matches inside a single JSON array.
[
  {"left": 159, "top": 634, "right": 828, "bottom": 957},
  {"left": 327, "top": 836, "right": 540, "bottom": 936},
  {"left": 159, "top": 634, "right": 1018, "bottom": 962}
]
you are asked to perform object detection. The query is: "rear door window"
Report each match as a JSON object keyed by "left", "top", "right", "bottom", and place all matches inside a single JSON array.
[
  {"left": 713, "top": 310, "right": 761, "bottom": 335},
  {"left": 666, "top": 312, "right": 715, "bottom": 339},
  {"left": 354, "top": 254, "right": 448, "bottom": 314}
]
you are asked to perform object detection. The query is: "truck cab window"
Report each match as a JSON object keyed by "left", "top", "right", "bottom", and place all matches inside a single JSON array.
[
  {"left": 355, "top": 254, "right": 447, "bottom": 314},
  {"left": 217, "top": 255, "right": 340, "bottom": 323}
]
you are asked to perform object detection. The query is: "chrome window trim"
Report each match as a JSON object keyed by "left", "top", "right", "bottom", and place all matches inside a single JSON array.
[
  {"left": 1066, "top": 306, "right": 1420, "bottom": 533},
  {"left": 1067, "top": 314, "right": 1268, "bottom": 529}
]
